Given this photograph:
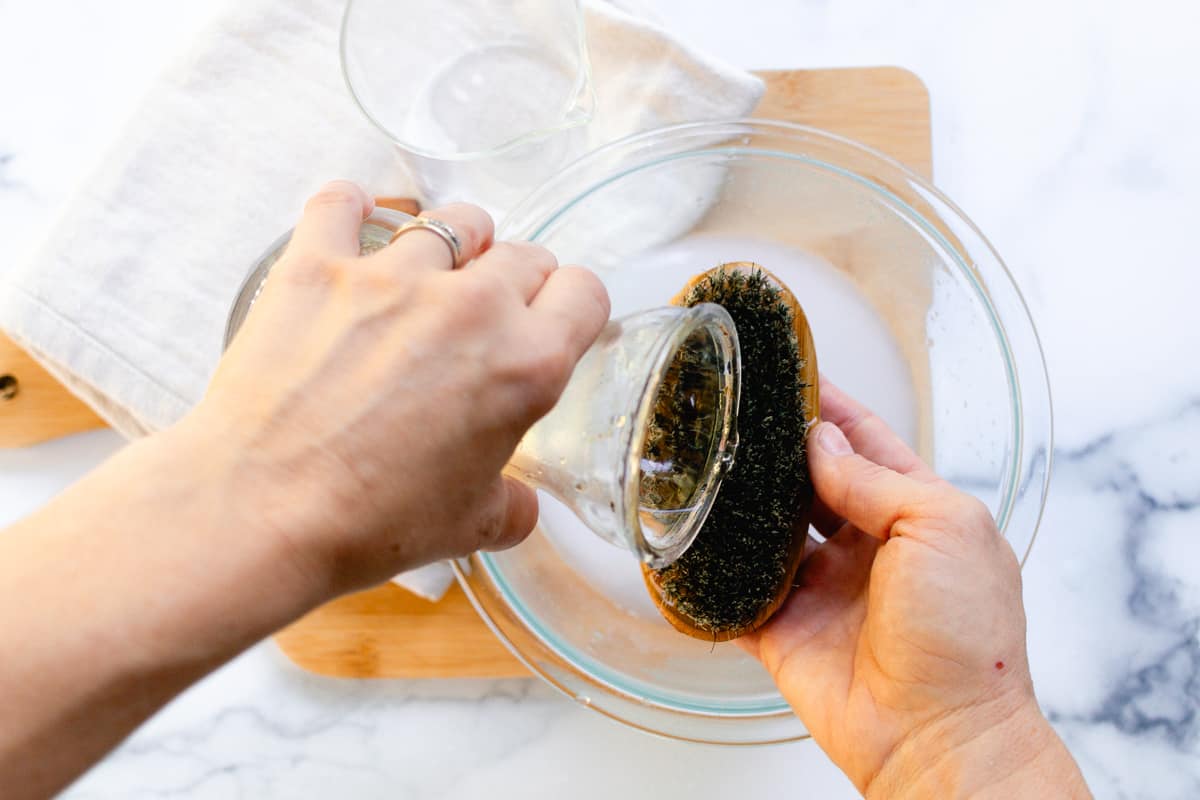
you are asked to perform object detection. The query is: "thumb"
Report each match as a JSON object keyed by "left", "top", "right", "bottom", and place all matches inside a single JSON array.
[
  {"left": 808, "top": 421, "right": 939, "bottom": 541},
  {"left": 465, "top": 476, "right": 540, "bottom": 554}
]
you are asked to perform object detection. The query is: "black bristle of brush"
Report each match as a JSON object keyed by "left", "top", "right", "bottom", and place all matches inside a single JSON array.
[{"left": 650, "top": 267, "right": 811, "bottom": 634}]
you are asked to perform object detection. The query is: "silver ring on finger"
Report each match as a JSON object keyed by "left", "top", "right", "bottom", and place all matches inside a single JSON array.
[{"left": 388, "top": 216, "right": 463, "bottom": 268}]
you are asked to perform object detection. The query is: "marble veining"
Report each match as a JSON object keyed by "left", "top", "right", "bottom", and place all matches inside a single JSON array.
[
  {"left": 1047, "top": 402, "right": 1200, "bottom": 750},
  {"left": 2, "top": 0, "right": 1199, "bottom": 798},
  {"left": 0, "top": 153, "right": 16, "bottom": 189},
  {"left": 1019, "top": 398, "right": 1200, "bottom": 798}
]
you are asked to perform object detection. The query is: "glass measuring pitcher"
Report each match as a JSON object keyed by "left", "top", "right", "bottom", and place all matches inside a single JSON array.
[{"left": 341, "top": 0, "right": 594, "bottom": 217}]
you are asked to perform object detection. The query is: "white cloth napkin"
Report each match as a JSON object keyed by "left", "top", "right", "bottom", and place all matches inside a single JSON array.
[{"left": 0, "top": 0, "right": 762, "bottom": 602}]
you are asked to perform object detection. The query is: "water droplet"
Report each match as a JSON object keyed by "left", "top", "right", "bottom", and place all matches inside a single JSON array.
[
  {"left": 574, "top": 481, "right": 587, "bottom": 492},
  {"left": 613, "top": 414, "right": 628, "bottom": 428}
]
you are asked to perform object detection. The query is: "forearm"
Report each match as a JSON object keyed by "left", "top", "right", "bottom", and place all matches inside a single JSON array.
[
  {"left": 0, "top": 420, "right": 316, "bottom": 798},
  {"left": 865, "top": 700, "right": 1092, "bottom": 800}
]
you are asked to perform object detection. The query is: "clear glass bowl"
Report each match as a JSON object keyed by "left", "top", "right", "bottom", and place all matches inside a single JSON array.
[{"left": 454, "top": 120, "right": 1053, "bottom": 744}]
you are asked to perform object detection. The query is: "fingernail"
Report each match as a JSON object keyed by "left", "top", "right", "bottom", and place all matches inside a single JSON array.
[{"left": 816, "top": 422, "right": 853, "bottom": 456}]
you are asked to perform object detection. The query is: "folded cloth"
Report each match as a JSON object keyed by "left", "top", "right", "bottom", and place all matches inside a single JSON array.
[{"left": 0, "top": 0, "right": 762, "bottom": 600}]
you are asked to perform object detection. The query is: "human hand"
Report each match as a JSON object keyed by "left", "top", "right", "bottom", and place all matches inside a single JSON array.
[
  {"left": 182, "top": 181, "right": 609, "bottom": 602},
  {"left": 742, "top": 379, "right": 1088, "bottom": 798}
]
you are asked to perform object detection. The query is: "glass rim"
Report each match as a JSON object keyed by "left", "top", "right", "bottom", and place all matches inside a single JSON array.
[
  {"left": 452, "top": 559, "right": 804, "bottom": 745},
  {"left": 460, "top": 555, "right": 798, "bottom": 721},
  {"left": 624, "top": 302, "right": 742, "bottom": 568}
]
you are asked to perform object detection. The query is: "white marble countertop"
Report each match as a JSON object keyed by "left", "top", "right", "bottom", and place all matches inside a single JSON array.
[{"left": 3, "top": 0, "right": 1198, "bottom": 797}]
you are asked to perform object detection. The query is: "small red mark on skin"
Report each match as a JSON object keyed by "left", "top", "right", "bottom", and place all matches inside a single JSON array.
[{"left": 995, "top": 661, "right": 1005, "bottom": 670}]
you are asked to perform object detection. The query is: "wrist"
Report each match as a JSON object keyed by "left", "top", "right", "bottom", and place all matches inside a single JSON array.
[
  {"left": 866, "top": 696, "right": 1090, "bottom": 800},
  {"left": 144, "top": 414, "right": 334, "bottom": 629},
  {"left": 0, "top": 414, "right": 332, "bottom": 795}
]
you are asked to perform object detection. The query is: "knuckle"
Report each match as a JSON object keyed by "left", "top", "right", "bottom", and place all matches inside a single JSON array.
[
  {"left": 412, "top": 276, "right": 475, "bottom": 323},
  {"left": 439, "top": 202, "right": 490, "bottom": 223},
  {"left": 513, "top": 241, "right": 556, "bottom": 264},
  {"left": 565, "top": 266, "right": 611, "bottom": 319},
  {"left": 589, "top": 276, "right": 612, "bottom": 316},
  {"left": 364, "top": 255, "right": 402, "bottom": 282},
  {"left": 486, "top": 241, "right": 556, "bottom": 271},
  {"left": 305, "top": 186, "right": 362, "bottom": 212},
  {"left": 354, "top": 260, "right": 408, "bottom": 293},
  {"left": 484, "top": 241, "right": 522, "bottom": 260},
  {"left": 835, "top": 406, "right": 874, "bottom": 441},
  {"left": 954, "top": 494, "right": 997, "bottom": 534},
  {"left": 410, "top": 274, "right": 444, "bottom": 304},
  {"left": 455, "top": 271, "right": 502, "bottom": 307},
  {"left": 841, "top": 463, "right": 886, "bottom": 512},
  {"left": 854, "top": 461, "right": 895, "bottom": 494},
  {"left": 919, "top": 491, "right": 995, "bottom": 538},
  {"left": 890, "top": 516, "right": 925, "bottom": 541},
  {"left": 279, "top": 254, "right": 346, "bottom": 286},
  {"left": 433, "top": 202, "right": 493, "bottom": 246}
]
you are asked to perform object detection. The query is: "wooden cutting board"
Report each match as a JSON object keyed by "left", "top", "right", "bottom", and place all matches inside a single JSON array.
[{"left": 0, "top": 67, "right": 932, "bottom": 677}]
